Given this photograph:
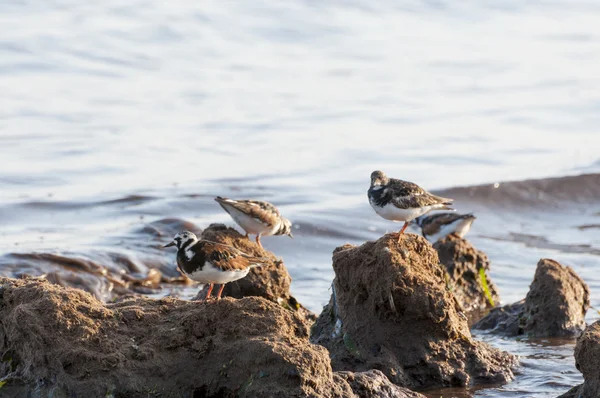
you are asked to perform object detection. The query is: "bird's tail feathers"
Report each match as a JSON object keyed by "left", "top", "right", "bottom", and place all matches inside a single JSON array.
[
  {"left": 248, "top": 257, "right": 270, "bottom": 267},
  {"left": 430, "top": 193, "right": 454, "bottom": 208},
  {"left": 214, "top": 196, "right": 236, "bottom": 214},
  {"left": 215, "top": 196, "right": 232, "bottom": 204}
]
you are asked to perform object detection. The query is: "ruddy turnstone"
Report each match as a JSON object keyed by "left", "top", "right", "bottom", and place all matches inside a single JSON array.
[
  {"left": 367, "top": 170, "right": 454, "bottom": 241},
  {"left": 214, "top": 196, "right": 293, "bottom": 248},
  {"left": 163, "top": 231, "right": 267, "bottom": 300},
  {"left": 413, "top": 213, "right": 476, "bottom": 243}
]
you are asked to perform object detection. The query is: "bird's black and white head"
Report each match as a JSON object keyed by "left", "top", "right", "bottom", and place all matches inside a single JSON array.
[
  {"left": 164, "top": 231, "right": 198, "bottom": 250},
  {"left": 370, "top": 170, "right": 389, "bottom": 188},
  {"left": 276, "top": 217, "right": 294, "bottom": 238}
]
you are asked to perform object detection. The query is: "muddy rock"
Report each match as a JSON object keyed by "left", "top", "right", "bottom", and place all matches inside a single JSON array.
[
  {"left": 0, "top": 276, "right": 415, "bottom": 397},
  {"left": 311, "top": 233, "right": 517, "bottom": 390},
  {"left": 433, "top": 234, "right": 500, "bottom": 319},
  {"left": 558, "top": 321, "right": 600, "bottom": 398},
  {"left": 474, "top": 258, "right": 589, "bottom": 337}
]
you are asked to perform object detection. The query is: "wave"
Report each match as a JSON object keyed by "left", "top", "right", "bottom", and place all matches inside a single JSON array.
[
  {"left": 0, "top": 218, "right": 200, "bottom": 301},
  {"left": 437, "top": 173, "right": 600, "bottom": 208}
]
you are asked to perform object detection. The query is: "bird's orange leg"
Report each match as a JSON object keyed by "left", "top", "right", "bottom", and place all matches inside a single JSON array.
[
  {"left": 216, "top": 284, "right": 225, "bottom": 299},
  {"left": 255, "top": 234, "right": 263, "bottom": 248},
  {"left": 205, "top": 283, "right": 214, "bottom": 301},
  {"left": 398, "top": 222, "right": 409, "bottom": 242}
]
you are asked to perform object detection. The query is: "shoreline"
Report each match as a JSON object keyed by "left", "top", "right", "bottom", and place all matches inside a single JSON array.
[{"left": 0, "top": 223, "right": 593, "bottom": 397}]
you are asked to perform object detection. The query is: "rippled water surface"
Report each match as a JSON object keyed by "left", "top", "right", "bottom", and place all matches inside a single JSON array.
[{"left": 2, "top": 1, "right": 600, "bottom": 396}]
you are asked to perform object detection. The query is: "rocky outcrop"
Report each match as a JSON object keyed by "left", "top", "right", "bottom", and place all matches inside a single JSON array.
[
  {"left": 558, "top": 321, "right": 600, "bottom": 398},
  {"left": 433, "top": 234, "right": 500, "bottom": 320},
  {"left": 311, "top": 233, "right": 516, "bottom": 390},
  {"left": 474, "top": 259, "right": 589, "bottom": 337},
  {"left": 0, "top": 277, "right": 423, "bottom": 397},
  {"left": 3, "top": 222, "right": 309, "bottom": 320}
]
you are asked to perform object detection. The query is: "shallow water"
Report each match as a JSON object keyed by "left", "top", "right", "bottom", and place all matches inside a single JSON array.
[{"left": 2, "top": 1, "right": 600, "bottom": 396}]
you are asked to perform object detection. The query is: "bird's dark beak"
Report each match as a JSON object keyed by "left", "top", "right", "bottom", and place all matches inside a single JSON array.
[
  {"left": 163, "top": 241, "right": 176, "bottom": 248},
  {"left": 288, "top": 233, "right": 294, "bottom": 239}
]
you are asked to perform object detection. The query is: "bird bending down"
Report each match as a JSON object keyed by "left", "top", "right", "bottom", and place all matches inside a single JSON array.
[
  {"left": 413, "top": 212, "right": 476, "bottom": 243},
  {"left": 367, "top": 170, "right": 454, "bottom": 242},
  {"left": 163, "top": 231, "right": 268, "bottom": 300},
  {"left": 214, "top": 196, "right": 293, "bottom": 248}
]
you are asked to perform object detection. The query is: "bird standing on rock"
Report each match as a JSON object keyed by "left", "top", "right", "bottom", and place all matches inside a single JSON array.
[
  {"left": 163, "top": 231, "right": 268, "bottom": 300},
  {"left": 214, "top": 196, "right": 293, "bottom": 248},
  {"left": 367, "top": 170, "right": 454, "bottom": 242}
]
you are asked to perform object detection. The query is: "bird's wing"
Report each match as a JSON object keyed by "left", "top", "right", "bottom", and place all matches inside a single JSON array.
[
  {"left": 196, "top": 240, "right": 267, "bottom": 271},
  {"left": 215, "top": 197, "right": 280, "bottom": 227},
  {"left": 388, "top": 179, "right": 454, "bottom": 209}
]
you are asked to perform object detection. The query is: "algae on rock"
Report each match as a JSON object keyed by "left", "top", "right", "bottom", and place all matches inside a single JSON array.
[{"left": 433, "top": 234, "right": 500, "bottom": 320}]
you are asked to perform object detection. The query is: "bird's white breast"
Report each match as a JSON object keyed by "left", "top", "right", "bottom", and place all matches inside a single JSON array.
[
  {"left": 225, "top": 205, "right": 279, "bottom": 236},
  {"left": 370, "top": 201, "right": 435, "bottom": 222},
  {"left": 186, "top": 262, "right": 251, "bottom": 284}
]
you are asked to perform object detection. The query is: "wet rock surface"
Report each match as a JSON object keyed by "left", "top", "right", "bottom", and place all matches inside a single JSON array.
[
  {"left": 558, "top": 321, "right": 600, "bottom": 398},
  {"left": 334, "top": 370, "right": 426, "bottom": 398},
  {"left": 0, "top": 276, "right": 409, "bottom": 398},
  {"left": 311, "top": 233, "right": 517, "bottom": 390},
  {"left": 474, "top": 258, "right": 589, "bottom": 337},
  {"left": 433, "top": 234, "right": 500, "bottom": 320}
]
